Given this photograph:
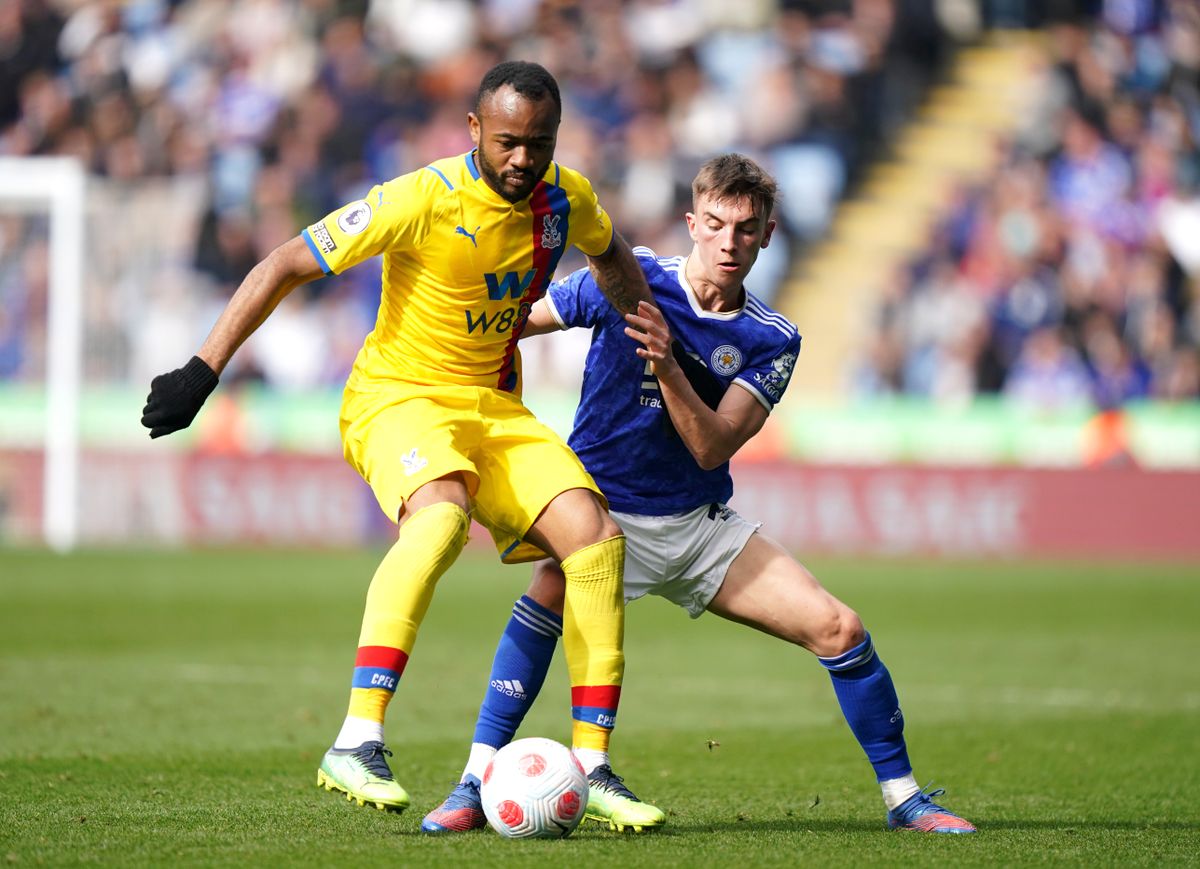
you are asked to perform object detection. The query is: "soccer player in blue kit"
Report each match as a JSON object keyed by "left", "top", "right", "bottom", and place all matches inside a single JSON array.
[{"left": 422, "top": 154, "right": 977, "bottom": 835}]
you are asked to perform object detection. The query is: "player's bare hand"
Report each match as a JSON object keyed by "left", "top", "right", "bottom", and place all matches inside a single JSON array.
[{"left": 624, "top": 302, "right": 676, "bottom": 373}]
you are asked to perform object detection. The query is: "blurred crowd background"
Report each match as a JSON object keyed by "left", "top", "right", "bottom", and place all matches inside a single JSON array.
[
  {"left": 1, "top": 0, "right": 1198, "bottom": 413},
  {"left": 853, "top": 0, "right": 1200, "bottom": 411}
]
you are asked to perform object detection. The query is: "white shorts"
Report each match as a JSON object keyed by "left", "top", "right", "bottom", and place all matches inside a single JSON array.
[{"left": 612, "top": 503, "right": 761, "bottom": 618}]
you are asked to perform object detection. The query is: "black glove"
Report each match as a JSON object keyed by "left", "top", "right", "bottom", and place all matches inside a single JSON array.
[
  {"left": 141, "top": 356, "right": 219, "bottom": 438},
  {"left": 670, "top": 340, "right": 725, "bottom": 410}
]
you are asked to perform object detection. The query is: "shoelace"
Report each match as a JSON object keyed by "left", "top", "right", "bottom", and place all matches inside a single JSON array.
[
  {"left": 900, "top": 784, "right": 952, "bottom": 817},
  {"left": 441, "top": 779, "right": 482, "bottom": 811},
  {"left": 916, "top": 782, "right": 946, "bottom": 801},
  {"left": 351, "top": 742, "right": 396, "bottom": 781},
  {"left": 588, "top": 764, "right": 640, "bottom": 801}
]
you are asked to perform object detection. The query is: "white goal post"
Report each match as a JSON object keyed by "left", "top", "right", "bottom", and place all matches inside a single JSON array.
[{"left": 0, "top": 157, "right": 86, "bottom": 552}]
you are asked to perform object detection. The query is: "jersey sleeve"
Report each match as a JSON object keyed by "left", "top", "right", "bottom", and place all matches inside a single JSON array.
[
  {"left": 544, "top": 266, "right": 611, "bottom": 329},
  {"left": 301, "top": 171, "right": 433, "bottom": 275},
  {"left": 560, "top": 166, "right": 614, "bottom": 258},
  {"left": 734, "top": 331, "right": 803, "bottom": 411}
]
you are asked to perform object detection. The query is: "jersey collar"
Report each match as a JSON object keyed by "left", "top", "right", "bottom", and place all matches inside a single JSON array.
[{"left": 465, "top": 150, "right": 560, "bottom": 207}]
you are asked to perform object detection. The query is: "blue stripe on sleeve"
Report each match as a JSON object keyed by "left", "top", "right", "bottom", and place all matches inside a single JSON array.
[{"left": 300, "top": 228, "right": 333, "bottom": 275}]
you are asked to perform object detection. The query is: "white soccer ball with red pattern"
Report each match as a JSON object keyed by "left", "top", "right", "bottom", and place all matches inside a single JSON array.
[{"left": 480, "top": 737, "right": 589, "bottom": 839}]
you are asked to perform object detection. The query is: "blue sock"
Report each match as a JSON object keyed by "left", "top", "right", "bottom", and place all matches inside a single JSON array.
[
  {"left": 819, "top": 632, "right": 913, "bottom": 781},
  {"left": 472, "top": 595, "right": 561, "bottom": 748}
]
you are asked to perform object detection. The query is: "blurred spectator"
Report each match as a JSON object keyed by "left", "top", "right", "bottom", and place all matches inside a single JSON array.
[
  {"left": 3, "top": 0, "right": 1196, "bottom": 413},
  {"left": 0, "top": 0, "right": 63, "bottom": 129},
  {"left": 1003, "top": 326, "right": 1092, "bottom": 411},
  {"left": 1, "top": 0, "right": 959, "bottom": 394},
  {"left": 856, "top": 3, "right": 1200, "bottom": 407}
]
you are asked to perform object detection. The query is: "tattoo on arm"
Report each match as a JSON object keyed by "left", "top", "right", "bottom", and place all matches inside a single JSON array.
[{"left": 588, "top": 232, "right": 653, "bottom": 316}]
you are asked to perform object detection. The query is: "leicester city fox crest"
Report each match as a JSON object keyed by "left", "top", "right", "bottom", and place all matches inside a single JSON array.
[
  {"left": 540, "top": 214, "right": 563, "bottom": 249},
  {"left": 710, "top": 344, "right": 743, "bottom": 375}
]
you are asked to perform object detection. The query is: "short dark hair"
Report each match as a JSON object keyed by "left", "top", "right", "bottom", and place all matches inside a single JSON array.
[
  {"left": 692, "top": 153, "right": 778, "bottom": 222},
  {"left": 475, "top": 61, "right": 562, "bottom": 119}
]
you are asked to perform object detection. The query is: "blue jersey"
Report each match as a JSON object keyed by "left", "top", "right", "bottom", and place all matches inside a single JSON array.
[{"left": 545, "top": 246, "right": 802, "bottom": 515}]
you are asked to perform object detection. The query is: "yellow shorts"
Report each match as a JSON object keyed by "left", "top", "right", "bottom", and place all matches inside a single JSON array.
[{"left": 340, "top": 381, "right": 604, "bottom": 563}]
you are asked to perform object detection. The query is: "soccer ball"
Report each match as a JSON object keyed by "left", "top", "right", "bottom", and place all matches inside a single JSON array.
[{"left": 480, "top": 737, "right": 589, "bottom": 839}]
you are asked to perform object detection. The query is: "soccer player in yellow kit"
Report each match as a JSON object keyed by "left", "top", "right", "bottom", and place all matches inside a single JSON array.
[{"left": 141, "top": 61, "right": 655, "bottom": 817}]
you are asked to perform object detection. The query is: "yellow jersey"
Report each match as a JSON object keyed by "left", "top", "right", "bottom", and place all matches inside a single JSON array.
[{"left": 302, "top": 151, "right": 614, "bottom": 395}]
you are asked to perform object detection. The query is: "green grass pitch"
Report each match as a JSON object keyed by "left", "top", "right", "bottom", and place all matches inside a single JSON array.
[{"left": 2, "top": 547, "right": 1198, "bottom": 866}]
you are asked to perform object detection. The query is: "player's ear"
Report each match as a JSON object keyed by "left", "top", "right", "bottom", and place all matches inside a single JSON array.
[
  {"left": 468, "top": 112, "right": 481, "bottom": 146},
  {"left": 685, "top": 211, "right": 698, "bottom": 240},
  {"left": 760, "top": 219, "right": 777, "bottom": 249}
]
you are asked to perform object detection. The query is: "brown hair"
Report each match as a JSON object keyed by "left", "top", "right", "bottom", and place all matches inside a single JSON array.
[{"left": 691, "top": 153, "right": 778, "bottom": 222}]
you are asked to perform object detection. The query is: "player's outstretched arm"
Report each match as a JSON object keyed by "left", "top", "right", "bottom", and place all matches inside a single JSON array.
[
  {"left": 196, "top": 235, "right": 324, "bottom": 376},
  {"left": 519, "top": 298, "right": 561, "bottom": 338},
  {"left": 585, "top": 231, "right": 655, "bottom": 317},
  {"left": 140, "top": 235, "right": 323, "bottom": 438},
  {"left": 625, "top": 301, "right": 768, "bottom": 470}
]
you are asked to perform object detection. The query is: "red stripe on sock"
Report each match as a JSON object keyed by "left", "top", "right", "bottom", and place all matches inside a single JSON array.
[
  {"left": 571, "top": 685, "right": 621, "bottom": 708},
  {"left": 355, "top": 645, "right": 409, "bottom": 672}
]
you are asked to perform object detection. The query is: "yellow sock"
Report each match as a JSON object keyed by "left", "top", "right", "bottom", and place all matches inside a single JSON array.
[
  {"left": 345, "top": 503, "right": 470, "bottom": 725},
  {"left": 561, "top": 535, "right": 625, "bottom": 753},
  {"left": 573, "top": 720, "right": 612, "bottom": 753}
]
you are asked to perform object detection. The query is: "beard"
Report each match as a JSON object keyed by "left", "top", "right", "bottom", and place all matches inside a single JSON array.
[{"left": 476, "top": 148, "right": 540, "bottom": 203}]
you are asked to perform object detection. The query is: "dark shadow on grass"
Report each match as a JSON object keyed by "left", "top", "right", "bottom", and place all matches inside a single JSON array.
[
  {"left": 972, "top": 819, "right": 1198, "bottom": 832},
  {"left": 368, "top": 817, "right": 1199, "bottom": 840},
  {"left": 640, "top": 819, "right": 886, "bottom": 835},
  {"left": 660, "top": 818, "right": 1198, "bottom": 835}
]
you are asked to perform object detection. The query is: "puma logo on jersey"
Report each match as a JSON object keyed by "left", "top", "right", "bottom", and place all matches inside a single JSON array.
[
  {"left": 455, "top": 224, "right": 481, "bottom": 247},
  {"left": 402, "top": 448, "right": 428, "bottom": 476}
]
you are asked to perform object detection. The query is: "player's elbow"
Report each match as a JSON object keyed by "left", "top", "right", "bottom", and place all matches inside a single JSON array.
[
  {"left": 695, "top": 429, "right": 745, "bottom": 469},
  {"left": 262, "top": 234, "right": 324, "bottom": 287},
  {"left": 693, "top": 445, "right": 734, "bottom": 471}
]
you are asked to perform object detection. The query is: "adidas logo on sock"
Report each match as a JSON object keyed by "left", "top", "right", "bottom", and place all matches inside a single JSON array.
[{"left": 490, "top": 679, "right": 527, "bottom": 700}]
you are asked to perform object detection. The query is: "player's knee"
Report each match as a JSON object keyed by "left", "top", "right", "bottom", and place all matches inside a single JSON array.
[
  {"left": 570, "top": 490, "right": 622, "bottom": 545},
  {"left": 594, "top": 512, "right": 622, "bottom": 543},
  {"left": 813, "top": 604, "right": 865, "bottom": 658},
  {"left": 400, "top": 501, "right": 471, "bottom": 553},
  {"left": 567, "top": 492, "right": 621, "bottom": 545},
  {"left": 531, "top": 489, "right": 621, "bottom": 559},
  {"left": 527, "top": 560, "right": 566, "bottom": 615}
]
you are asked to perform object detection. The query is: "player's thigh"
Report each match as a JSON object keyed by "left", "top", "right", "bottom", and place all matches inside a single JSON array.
[
  {"left": 341, "top": 385, "right": 480, "bottom": 524},
  {"left": 614, "top": 506, "right": 736, "bottom": 617},
  {"left": 707, "top": 533, "right": 864, "bottom": 655},
  {"left": 473, "top": 393, "right": 614, "bottom": 562}
]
